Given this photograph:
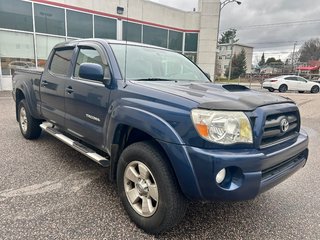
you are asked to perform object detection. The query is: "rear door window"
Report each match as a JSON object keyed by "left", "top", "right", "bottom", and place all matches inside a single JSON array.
[
  {"left": 297, "top": 77, "right": 307, "bottom": 82},
  {"left": 49, "top": 48, "right": 74, "bottom": 76},
  {"left": 285, "top": 76, "right": 297, "bottom": 81}
]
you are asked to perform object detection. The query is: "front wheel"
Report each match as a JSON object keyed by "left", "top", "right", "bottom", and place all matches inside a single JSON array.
[
  {"left": 279, "top": 84, "right": 288, "bottom": 93},
  {"left": 311, "top": 85, "right": 319, "bottom": 93},
  {"left": 18, "top": 100, "right": 42, "bottom": 139},
  {"left": 268, "top": 88, "right": 275, "bottom": 92},
  {"left": 117, "top": 141, "right": 188, "bottom": 234}
]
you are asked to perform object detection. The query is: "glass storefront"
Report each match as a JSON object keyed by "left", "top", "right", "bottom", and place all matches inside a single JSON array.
[
  {"left": 94, "top": 15, "right": 117, "bottom": 39},
  {"left": 36, "top": 35, "right": 66, "bottom": 68},
  {"left": 0, "top": 31, "right": 34, "bottom": 75},
  {"left": 185, "top": 33, "right": 198, "bottom": 52},
  {"left": 0, "top": 0, "right": 198, "bottom": 81},
  {"left": 143, "top": 25, "right": 168, "bottom": 48},
  {"left": 67, "top": 10, "right": 93, "bottom": 38},
  {"left": 168, "top": 30, "right": 183, "bottom": 51},
  {"left": 123, "top": 22, "right": 142, "bottom": 43},
  {"left": 0, "top": 0, "right": 33, "bottom": 31},
  {"left": 34, "top": 3, "right": 65, "bottom": 36}
]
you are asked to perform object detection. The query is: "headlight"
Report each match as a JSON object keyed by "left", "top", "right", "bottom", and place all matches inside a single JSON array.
[{"left": 191, "top": 109, "right": 253, "bottom": 145}]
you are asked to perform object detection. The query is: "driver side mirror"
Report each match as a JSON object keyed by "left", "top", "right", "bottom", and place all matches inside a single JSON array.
[{"left": 79, "top": 63, "right": 104, "bottom": 81}]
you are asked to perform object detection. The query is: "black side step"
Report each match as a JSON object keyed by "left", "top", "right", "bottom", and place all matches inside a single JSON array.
[{"left": 40, "top": 122, "right": 110, "bottom": 167}]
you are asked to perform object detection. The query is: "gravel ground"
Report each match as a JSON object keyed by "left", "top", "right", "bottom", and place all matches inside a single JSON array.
[{"left": 0, "top": 91, "right": 320, "bottom": 239}]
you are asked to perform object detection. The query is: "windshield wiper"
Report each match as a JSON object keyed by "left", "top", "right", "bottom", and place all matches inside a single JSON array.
[{"left": 134, "top": 78, "right": 178, "bottom": 82}]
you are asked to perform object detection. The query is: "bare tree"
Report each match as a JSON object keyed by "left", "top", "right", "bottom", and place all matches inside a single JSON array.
[
  {"left": 286, "top": 51, "right": 301, "bottom": 65},
  {"left": 299, "top": 38, "right": 320, "bottom": 62}
]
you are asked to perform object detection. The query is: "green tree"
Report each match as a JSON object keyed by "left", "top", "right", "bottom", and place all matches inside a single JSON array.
[
  {"left": 219, "top": 28, "right": 239, "bottom": 44},
  {"left": 225, "top": 48, "right": 247, "bottom": 79},
  {"left": 266, "top": 58, "right": 284, "bottom": 67},
  {"left": 266, "top": 57, "right": 276, "bottom": 65},
  {"left": 258, "top": 53, "right": 265, "bottom": 66}
]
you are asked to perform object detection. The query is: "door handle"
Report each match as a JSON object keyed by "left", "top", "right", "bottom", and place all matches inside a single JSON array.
[
  {"left": 66, "top": 86, "right": 74, "bottom": 94},
  {"left": 41, "top": 80, "right": 48, "bottom": 87}
]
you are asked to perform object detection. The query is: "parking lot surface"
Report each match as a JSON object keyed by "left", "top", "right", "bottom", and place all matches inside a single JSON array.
[{"left": 1, "top": 90, "right": 320, "bottom": 239}]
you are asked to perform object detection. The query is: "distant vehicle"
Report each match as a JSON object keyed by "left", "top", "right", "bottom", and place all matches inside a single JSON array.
[
  {"left": 263, "top": 75, "right": 320, "bottom": 93},
  {"left": 8, "top": 61, "right": 36, "bottom": 69}
]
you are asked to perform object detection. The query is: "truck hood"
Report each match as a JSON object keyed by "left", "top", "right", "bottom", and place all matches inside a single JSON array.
[{"left": 133, "top": 82, "right": 294, "bottom": 111}]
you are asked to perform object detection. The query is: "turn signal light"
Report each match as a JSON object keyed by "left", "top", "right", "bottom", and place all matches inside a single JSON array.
[{"left": 195, "top": 124, "right": 209, "bottom": 137}]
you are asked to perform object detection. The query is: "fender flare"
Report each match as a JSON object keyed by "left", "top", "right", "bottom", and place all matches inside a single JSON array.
[
  {"left": 15, "top": 81, "right": 41, "bottom": 120},
  {"left": 106, "top": 105, "right": 203, "bottom": 199},
  {"left": 107, "top": 105, "right": 184, "bottom": 146}
]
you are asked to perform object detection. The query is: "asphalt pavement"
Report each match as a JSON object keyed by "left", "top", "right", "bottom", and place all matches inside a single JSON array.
[{"left": 1, "top": 90, "right": 320, "bottom": 239}]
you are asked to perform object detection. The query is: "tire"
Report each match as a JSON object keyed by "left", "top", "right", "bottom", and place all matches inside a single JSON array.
[
  {"left": 18, "top": 99, "right": 42, "bottom": 139},
  {"left": 298, "top": 91, "right": 304, "bottom": 93},
  {"left": 117, "top": 141, "right": 188, "bottom": 234},
  {"left": 311, "top": 85, "right": 319, "bottom": 93},
  {"left": 279, "top": 84, "right": 288, "bottom": 93},
  {"left": 268, "top": 88, "right": 275, "bottom": 92}
]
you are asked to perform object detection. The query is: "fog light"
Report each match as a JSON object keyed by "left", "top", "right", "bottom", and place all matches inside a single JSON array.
[{"left": 216, "top": 168, "right": 226, "bottom": 184}]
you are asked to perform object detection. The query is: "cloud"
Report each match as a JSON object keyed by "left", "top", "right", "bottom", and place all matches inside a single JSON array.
[
  {"left": 150, "top": 0, "right": 198, "bottom": 11},
  {"left": 219, "top": 0, "right": 320, "bottom": 61},
  {"left": 152, "top": 0, "right": 320, "bottom": 62}
]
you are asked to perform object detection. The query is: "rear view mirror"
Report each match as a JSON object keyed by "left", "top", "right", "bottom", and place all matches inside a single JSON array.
[{"left": 79, "top": 63, "right": 104, "bottom": 81}]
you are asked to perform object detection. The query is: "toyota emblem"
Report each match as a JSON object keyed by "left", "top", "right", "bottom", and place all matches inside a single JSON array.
[{"left": 280, "top": 118, "right": 289, "bottom": 133}]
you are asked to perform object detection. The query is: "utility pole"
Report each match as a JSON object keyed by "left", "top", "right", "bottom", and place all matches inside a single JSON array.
[
  {"left": 228, "top": 39, "right": 234, "bottom": 82},
  {"left": 292, "top": 41, "right": 297, "bottom": 73},
  {"left": 215, "top": 0, "right": 242, "bottom": 83}
]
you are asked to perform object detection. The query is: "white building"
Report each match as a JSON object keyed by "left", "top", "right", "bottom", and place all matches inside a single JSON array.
[
  {"left": 0, "top": 0, "right": 220, "bottom": 90},
  {"left": 217, "top": 43, "right": 253, "bottom": 77}
]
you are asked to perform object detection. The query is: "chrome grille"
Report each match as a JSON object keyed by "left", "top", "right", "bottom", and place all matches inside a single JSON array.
[{"left": 260, "top": 111, "right": 300, "bottom": 148}]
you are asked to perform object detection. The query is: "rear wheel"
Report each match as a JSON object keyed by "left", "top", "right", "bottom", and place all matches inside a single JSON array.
[
  {"left": 18, "top": 100, "right": 42, "bottom": 139},
  {"left": 268, "top": 88, "right": 275, "bottom": 92},
  {"left": 311, "top": 85, "right": 319, "bottom": 93},
  {"left": 117, "top": 141, "right": 188, "bottom": 234},
  {"left": 279, "top": 84, "right": 288, "bottom": 93},
  {"left": 298, "top": 91, "right": 304, "bottom": 93}
]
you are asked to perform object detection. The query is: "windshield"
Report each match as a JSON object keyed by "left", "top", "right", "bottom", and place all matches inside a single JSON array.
[{"left": 110, "top": 44, "right": 209, "bottom": 82}]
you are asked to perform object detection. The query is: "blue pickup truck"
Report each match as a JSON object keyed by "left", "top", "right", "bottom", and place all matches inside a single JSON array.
[{"left": 12, "top": 39, "right": 309, "bottom": 234}]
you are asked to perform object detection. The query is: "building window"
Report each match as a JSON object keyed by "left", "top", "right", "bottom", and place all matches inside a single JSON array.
[
  {"left": 122, "top": 22, "right": 142, "bottom": 43},
  {"left": 0, "top": 0, "right": 33, "bottom": 31},
  {"left": 143, "top": 25, "right": 168, "bottom": 48},
  {"left": 185, "top": 33, "right": 198, "bottom": 52},
  {"left": 168, "top": 30, "right": 183, "bottom": 51},
  {"left": 94, "top": 15, "right": 117, "bottom": 39},
  {"left": 67, "top": 10, "right": 93, "bottom": 38},
  {"left": 0, "top": 30, "right": 34, "bottom": 75},
  {"left": 36, "top": 35, "right": 65, "bottom": 68},
  {"left": 34, "top": 4, "right": 65, "bottom": 36},
  {"left": 184, "top": 52, "right": 197, "bottom": 63},
  {"left": 49, "top": 48, "right": 74, "bottom": 76}
]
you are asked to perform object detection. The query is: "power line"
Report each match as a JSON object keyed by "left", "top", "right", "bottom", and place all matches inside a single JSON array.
[
  {"left": 220, "top": 18, "right": 320, "bottom": 31},
  {"left": 243, "top": 40, "right": 304, "bottom": 45},
  {"left": 254, "top": 51, "right": 294, "bottom": 54}
]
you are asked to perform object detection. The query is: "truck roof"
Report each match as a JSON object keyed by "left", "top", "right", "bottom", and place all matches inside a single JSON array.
[{"left": 54, "top": 38, "right": 169, "bottom": 51}]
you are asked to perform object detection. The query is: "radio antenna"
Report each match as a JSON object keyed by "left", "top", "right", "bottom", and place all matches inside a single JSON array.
[{"left": 123, "top": 0, "right": 129, "bottom": 85}]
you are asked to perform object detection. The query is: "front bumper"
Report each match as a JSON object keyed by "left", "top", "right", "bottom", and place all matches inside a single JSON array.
[{"left": 182, "top": 129, "right": 308, "bottom": 201}]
